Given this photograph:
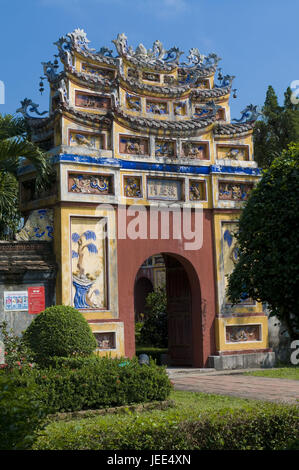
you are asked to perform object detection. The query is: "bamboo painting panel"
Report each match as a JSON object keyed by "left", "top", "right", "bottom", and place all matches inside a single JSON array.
[{"left": 71, "top": 217, "right": 107, "bottom": 310}]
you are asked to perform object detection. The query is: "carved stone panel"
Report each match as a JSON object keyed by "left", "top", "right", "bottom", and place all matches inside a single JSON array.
[
  {"left": 124, "top": 176, "right": 142, "bottom": 198},
  {"left": 68, "top": 173, "right": 114, "bottom": 195},
  {"left": 155, "top": 139, "right": 176, "bottom": 157},
  {"left": 75, "top": 91, "right": 110, "bottom": 110},
  {"left": 126, "top": 92, "right": 141, "bottom": 112},
  {"left": 215, "top": 108, "right": 226, "bottom": 121},
  {"left": 189, "top": 180, "right": 206, "bottom": 201},
  {"left": 226, "top": 325, "right": 261, "bottom": 343},
  {"left": 147, "top": 178, "right": 182, "bottom": 201},
  {"left": 218, "top": 182, "right": 253, "bottom": 201},
  {"left": 127, "top": 67, "right": 139, "bottom": 79},
  {"left": 94, "top": 332, "right": 116, "bottom": 349},
  {"left": 163, "top": 75, "right": 176, "bottom": 85},
  {"left": 182, "top": 141, "right": 209, "bottom": 160},
  {"left": 82, "top": 63, "right": 115, "bottom": 80},
  {"left": 146, "top": 100, "right": 168, "bottom": 115},
  {"left": 143, "top": 72, "right": 160, "bottom": 82},
  {"left": 217, "top": 145, "right": 249, "bottom": 161},
  {"left": 69, "top": 131, "right": 105, "bottom": 149},
  {"left": 174, "top": 102, "right": 187, "bottom": 116},
  {"left": 119, "top": 135, "right": 149, "bottom": 155}
]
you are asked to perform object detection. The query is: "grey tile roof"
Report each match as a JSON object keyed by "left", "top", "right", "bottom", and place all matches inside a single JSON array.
[{"left": 214, "top": 122, "right": 255, "bottom": 136}]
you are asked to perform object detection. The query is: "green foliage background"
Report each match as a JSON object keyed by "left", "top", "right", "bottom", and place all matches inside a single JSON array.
[{"left": 227, "top": 144, "right": 299, "bottom": 339}]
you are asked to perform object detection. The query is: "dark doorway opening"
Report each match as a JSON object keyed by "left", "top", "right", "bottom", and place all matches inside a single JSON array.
[
  {"left": 134, "top": 277, "right": 154, "bottom": 322},
  {"left": 134, "top": 253, "right": 193, "bottom": 366}
]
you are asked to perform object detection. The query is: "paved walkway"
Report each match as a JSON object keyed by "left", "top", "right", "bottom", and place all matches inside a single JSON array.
[{"left": 167, "top": 369, "right": 299, "bottom": 404}]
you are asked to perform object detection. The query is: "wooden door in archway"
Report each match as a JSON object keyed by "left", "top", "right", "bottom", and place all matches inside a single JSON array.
[{"left": 165, "top": 256, "right": 192, "bottom": 366}]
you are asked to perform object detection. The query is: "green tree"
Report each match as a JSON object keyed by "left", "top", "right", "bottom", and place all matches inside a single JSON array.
[
  {"left": 0, "top": 114, "right": 50, "bottom": 239},
  {"left": 227, "top": 144, "right": 299, "bottom": 340},
  {"left": 254, "top": 86, "right": 299, "bottom": 168},
  {"left": 140, "top": 287, "right": 168, "bottom": 347}
]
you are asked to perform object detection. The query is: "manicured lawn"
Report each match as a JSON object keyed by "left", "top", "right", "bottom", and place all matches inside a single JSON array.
[
  {"left": 244, "top": 367, "right": 299, "bottom": 381},
  {"left": 33, "top": 390, "right": 299, "bottom": 450}
]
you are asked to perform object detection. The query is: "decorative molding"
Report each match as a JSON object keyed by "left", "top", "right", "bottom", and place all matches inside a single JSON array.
[
  {"left": 16, "top": 98, "right": 48, "bottom": 118},
  {"left": 19, "top": 154, "right": 261, "bottom": 177},
  {"left": 232, "top": 104, "right": 262, "bottom": 123}
]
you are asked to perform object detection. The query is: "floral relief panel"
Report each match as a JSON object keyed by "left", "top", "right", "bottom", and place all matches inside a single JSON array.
[{"left": 71, "top": 217, "right": 107, "bottom": 310}]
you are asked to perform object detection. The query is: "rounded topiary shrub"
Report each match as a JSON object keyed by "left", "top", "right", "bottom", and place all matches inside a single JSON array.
[{"left": 23, "top": 305, "right": 97, "bottom": 364}]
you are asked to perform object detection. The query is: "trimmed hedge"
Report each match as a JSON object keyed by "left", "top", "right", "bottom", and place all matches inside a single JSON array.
[
  {"left": 23, "top": 305, "right": 97, "bottom": 364},
  {"left": 32, "top": 357, "right": 172, "bottom": 413},
  {"left": 33, "top": 403, "right": 299, "bottom": 450},
  {"left": 0, "top": 372, "right": 47, "bottom": 450}
]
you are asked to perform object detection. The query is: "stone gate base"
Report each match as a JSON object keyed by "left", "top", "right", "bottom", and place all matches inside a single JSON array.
[{"left": 208, "top": 351, "right": 276, "bottom": 371}]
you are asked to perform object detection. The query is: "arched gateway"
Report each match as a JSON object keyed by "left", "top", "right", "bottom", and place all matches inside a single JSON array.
[{"left": 17, "top": 29, "right": 274, "bottom": 368}]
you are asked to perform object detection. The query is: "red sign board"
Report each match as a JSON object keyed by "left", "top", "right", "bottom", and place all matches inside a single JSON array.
[{"left": 28, "top": 286, "right": 45, "bottom": 315}]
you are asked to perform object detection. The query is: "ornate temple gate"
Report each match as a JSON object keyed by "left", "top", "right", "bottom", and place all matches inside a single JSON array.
[
  {"left": 165, "top": 255, "right": 192, "bottom": 366},
  {"left": 16, "top": 28, "right": 275, "bottom": 369}
]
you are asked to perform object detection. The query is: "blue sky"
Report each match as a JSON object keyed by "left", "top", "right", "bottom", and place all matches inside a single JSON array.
[{"left": 1, "top": 0, "right": 298, "bottom": 119}]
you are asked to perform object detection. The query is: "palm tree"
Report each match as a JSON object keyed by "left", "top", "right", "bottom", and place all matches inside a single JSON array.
[{"left": 0, "top": 114, "right": 51, "bottom": 239}]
